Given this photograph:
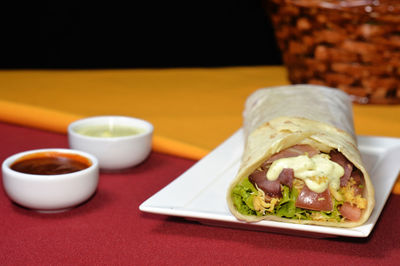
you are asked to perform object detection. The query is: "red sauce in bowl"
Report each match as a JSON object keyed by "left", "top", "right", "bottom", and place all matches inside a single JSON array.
[{"left": 10, "top": 151, "right": 92, "bottom": 175}]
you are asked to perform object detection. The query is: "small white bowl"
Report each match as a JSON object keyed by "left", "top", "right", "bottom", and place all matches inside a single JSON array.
[
  {"left": 2, "top": 148, "right": 99, "bottom": 212},
  {"left": 68, "top": 116, "right": 153, "bottom": 170}
]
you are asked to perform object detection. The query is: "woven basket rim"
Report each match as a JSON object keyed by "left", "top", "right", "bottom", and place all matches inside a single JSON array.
[{"left": 277, "top": 0, "right": 399, "bottom": 11}]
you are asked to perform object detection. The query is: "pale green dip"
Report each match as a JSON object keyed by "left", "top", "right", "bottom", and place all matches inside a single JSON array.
[{"left": 75, "top": 124, "right": 145, "bottom": 138}]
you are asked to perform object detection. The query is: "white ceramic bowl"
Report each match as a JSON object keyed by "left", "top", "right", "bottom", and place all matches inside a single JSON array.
[
  {"left": 68, "top": 116, "right": 153, "bottom": 170},
  {"left": 2, "top": 148, "right": 99, "bottom": 212}
]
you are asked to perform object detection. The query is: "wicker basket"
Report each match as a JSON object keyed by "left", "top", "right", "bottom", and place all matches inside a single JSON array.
[{"left": 266, "top": 0, "right": 400, "bottom": 104}]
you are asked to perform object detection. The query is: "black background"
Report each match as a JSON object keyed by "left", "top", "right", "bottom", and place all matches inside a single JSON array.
[{"left": 1, "top": 0, "right": 282, "bottom": 69}]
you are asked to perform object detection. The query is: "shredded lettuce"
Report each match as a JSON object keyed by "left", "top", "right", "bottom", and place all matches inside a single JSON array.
[
  {"left": 232, "top": 178, "right": 257, "bottom": 216},
  {"left": 232, "top": 177, "right": 343, "bottom": 221},
  {"left": 276, "top": 186, "right": 297, "bottom": 218}
]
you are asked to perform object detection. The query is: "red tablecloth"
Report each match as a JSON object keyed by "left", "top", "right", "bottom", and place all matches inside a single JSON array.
[{"left": 1, "top": 122, "right": 400, "bottom": 265}]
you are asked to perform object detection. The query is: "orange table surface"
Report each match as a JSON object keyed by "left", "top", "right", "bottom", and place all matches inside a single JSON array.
[{"left": 1, "top": 66, "right": 399, "bottom": 192}]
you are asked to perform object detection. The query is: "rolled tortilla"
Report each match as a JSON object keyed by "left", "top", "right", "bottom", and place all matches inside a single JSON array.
[{"left": 227, "top": 85, "right": 375, "bottom": 228}]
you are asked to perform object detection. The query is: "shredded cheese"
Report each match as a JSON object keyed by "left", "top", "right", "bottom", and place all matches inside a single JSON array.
[
  {"left": 329, "top": 185, "right": 343, "bottom": 201},
  {"left": 340, "top": 178, "right": 367, "bottom": 209},
  {"left": 293, "top": 178, "right": 305, "bottom": 191},
  {"left": 253, "top": 188, "right": 279, "bottom": 213}
]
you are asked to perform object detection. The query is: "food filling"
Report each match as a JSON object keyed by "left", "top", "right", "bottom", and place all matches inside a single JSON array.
[{"left": 232, "top": 144, "right": 367, "bottom": 222}]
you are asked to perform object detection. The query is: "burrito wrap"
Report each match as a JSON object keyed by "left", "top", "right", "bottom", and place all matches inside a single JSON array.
[{"left": 227, "top": 85, "right": 375, "bottom": 228}]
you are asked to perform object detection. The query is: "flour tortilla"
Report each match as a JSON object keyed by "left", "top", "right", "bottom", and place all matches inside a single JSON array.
[{"left": 227, "top": 85, "right": 375, "bottom": 228}]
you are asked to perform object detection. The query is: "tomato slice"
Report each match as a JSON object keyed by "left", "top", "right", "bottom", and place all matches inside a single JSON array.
[
  {"left": 295, "top": 186, "right": 333, "bottom": 211},
  {"left": 339, "top": 202, "right": 362, "bottom": 221}
]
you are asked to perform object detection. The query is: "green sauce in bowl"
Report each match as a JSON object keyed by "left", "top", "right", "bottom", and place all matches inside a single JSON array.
[{"left": 74, "top": 124, "right": 145, "bottom": 138}]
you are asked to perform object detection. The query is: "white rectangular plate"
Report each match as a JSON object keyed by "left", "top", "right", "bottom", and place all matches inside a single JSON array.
[{"left": 140, "top": 130, "right": 400, "bottom": 238}]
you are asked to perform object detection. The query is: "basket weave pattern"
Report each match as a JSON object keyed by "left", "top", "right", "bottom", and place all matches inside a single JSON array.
[{"left": 267, "top": 0, "right": 400, "bottom": 104}]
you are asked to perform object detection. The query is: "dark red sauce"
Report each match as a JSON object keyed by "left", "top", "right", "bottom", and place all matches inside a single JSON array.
[{"left": 10, "top": 152, "right": 92, "bottom": 175}]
